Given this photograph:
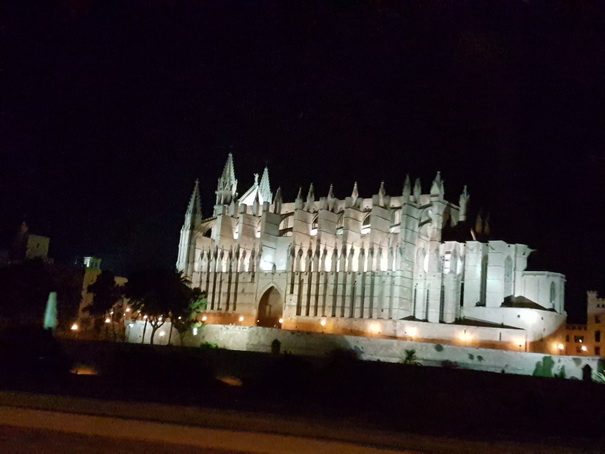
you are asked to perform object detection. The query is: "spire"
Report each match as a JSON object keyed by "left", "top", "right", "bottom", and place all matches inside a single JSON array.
[
  {"left": 295, "top": 186, "right": 303, "bottom": 210},
  {"left": 484, "top": 213, "right": 491, "bottom": 236},
  {"left": 327, "top": 184, "right": 336, "bottom": 212},
  {"left": 378, "top": 181, "right": 386, "bottom": 207},
  {"left": 251, "top": 189, "right": 260, "bottom": 215},
  {"left": 215, "top": 153, "right": 238, "bottom": 206},
  {"left": 430, "top": 171, "right": 442, "bottom": 199},
  {"left": 258, "top": 166, "right": 272, "bottom": 204},
  {"left": 459, "top": 185, "right": 470, "bottom": 222},
  {"left": 351, "top": 182, "right": 359, "bottom": 204},
  {"left": 177, "top": 179, "right": 202, "bottom": 273},
  {"left": 10, "top": 220, "right": 29, "bottom": 262},
  {"left": 413, "top": 178, "right": 422, "bottom": 204},
  {"left": 223, "top": 153, "right": 236, "bottom": 183},
  {"left": 474, "top": 213, "right": 483, "bottom": 235},
  {"left": 273, "top": 186, "right": 282, "bottom": 214},
  {"left": 305, "top": 183, "right": 315, "bottom": 212},
  {"left": 185, "top": 179, "right": 202, "bottom": 230},
  {"left": 402, "top": 174, "right": 411, "bottom": 202}
]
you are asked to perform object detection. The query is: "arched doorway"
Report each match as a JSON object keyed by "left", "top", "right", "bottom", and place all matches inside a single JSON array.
[{"left": 257, "top": 287, "right": 283, "bottom": 328}]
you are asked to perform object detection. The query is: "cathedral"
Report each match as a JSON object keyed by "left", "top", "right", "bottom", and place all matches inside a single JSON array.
[{"left": 176, "top": 154, "right": 566, "bottom": 352}]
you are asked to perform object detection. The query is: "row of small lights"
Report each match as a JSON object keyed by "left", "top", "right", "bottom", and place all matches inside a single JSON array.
[{"left": 69, "top": 315, "right": 587, "bottom": 354}]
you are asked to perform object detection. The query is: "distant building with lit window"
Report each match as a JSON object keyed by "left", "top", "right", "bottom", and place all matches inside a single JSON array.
[
  {"left": 4, "top": 221, "right": 52, "bottom": 264},
  {"left": 176, "top": 154, "right": 568, "bottom": 352},
  {"left": 561, "top": 292, "right": 605, "bottom": 357}
]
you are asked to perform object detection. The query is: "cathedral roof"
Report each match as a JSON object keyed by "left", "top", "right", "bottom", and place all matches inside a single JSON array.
[{"left": 239, "top": 167, "right": 272, "bottom": 206}]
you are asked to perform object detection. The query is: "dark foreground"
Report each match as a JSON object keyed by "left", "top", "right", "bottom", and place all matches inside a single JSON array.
[
  {"left": 0, "top": 425, "right": 243, "bottom": 454},
  {"left": 0, "top": 333, "right": 604, "bottom": 452}
]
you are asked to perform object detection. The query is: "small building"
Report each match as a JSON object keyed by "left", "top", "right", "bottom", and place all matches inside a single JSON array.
[{"left": 561, "top": 292, "right": 605, "bottom": 357}]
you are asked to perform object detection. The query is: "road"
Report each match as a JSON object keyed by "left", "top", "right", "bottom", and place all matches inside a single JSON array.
[
  {"left": 0, "top": 406, "right": 408, "bottom": 454},
  {"left": 0, "top": 392, "right": 599, "bottom": 453}
]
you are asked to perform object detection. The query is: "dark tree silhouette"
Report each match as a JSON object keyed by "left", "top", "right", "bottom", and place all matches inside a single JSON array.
[
  {"left": 171, "top": 288, "right": 207, "bottom": 345},
  {"left": 125, "top": 269, "right": 192, "bottom": 345},
  {"left": 0, "top": 259, "right": 51, "bottom": 326},
  {"left": 84, "top": 270, "right": 124, "bottom": 338}
]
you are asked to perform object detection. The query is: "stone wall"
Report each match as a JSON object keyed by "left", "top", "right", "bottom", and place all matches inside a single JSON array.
[{"left": 125, "top": 321, "right": 602, "bottom": 380}]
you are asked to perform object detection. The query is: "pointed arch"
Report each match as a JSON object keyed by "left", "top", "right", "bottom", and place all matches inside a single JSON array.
[{"left": 257, "top": 286, "right": 284, "bottom": 328}]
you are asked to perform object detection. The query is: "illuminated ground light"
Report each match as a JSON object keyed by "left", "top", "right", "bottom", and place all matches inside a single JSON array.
[
  {"left": 125, "top": 307, "right": 131, "bottom": 312},
  {"left": 70, "top": 323, "right": 79, "bottom": 331},
  {"left": 192, "top": 327, "right": 198, "bottom": 336},
  {"left": 70, "top": 364, "right": 99, "bottom": 376},
  {"left": 581, "top": 345, "right": 587, "bottom": 352},
  {"left": 201, "top": 315, "right": 208, "bottom": 322},
  {"left": 320, "top": 319, "right": 327, "bottom": 327},
  {"left": 217, "top": 376, "right": 243, "bottom": 387},
  {"left": 238, "top": 316, "right": 244, "bottom": 322},
  {"left": 369, "top": 323, "right": 380, "bottom": 334},
  {"left": 104, "top": 317, "right": 111, "bottom": 324},
  {"left": 459, "top": 332, "right": 473, "bottom": 343},
  {"left": 278, "top": 318, "right": 284, "bottom": 324},
  {"left": 557, "top": 343, "right": 565, "bottom": 351},
  {"left": 512, "top": 338, "right": 524, "bottom": 349}
]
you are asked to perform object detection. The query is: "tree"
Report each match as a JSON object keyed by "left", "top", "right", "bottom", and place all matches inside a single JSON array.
[
  {"left": 171, "top": 288, "right": 207, "bottom": 345},
  {"left": 84, "top": 270, "right": 124, "bottom": 339},
  {"left": 0, "top": 259, "right": 52, "bottom": 327},
  {"left": 0, "top": 259, "right": 85, "bottom": 335},
  {"left": 125, "top": 269, "right": 192, "bottom": 345},
  {"left": 49, "top": 264, "right": 85, "bottom": 331},
  {"left": 402, "top": 349, "right": 421, "bottom": 366}
]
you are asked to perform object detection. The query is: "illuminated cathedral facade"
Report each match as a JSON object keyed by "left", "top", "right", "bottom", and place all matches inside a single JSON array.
[{"left": 176, "top": 154, "right": 566, "bottom": 351}]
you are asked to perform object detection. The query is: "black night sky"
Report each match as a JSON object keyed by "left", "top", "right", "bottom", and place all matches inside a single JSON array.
[{"left": 2, "top": 1, "right": 604, "bottom": 320}]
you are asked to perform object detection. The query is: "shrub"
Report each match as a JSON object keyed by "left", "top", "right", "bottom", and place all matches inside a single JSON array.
[{"left": 200, "top": 341, "right": 218, "bottom": 350}]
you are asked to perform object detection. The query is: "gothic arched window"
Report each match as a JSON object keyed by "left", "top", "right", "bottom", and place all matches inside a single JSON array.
[
  {"left": 361, "top": 214, "right": 371, "bottom": 235},
  {"left": 550, "top": 282, "right": 556, "bottom": 306},
  {"left": 310, "top": 215, "right": 318, "bottom": 237},
  {"left": 504, "top": 256, "right": 513, "bottom": 298},
  {"left": 336, "top": 213, "right": 344, "bottom": 235}
]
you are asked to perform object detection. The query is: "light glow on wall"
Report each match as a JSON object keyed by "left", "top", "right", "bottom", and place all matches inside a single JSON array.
[
  {"left": 278, "top": 318, "right": 284, "bottom": 324},
  {"left": 159, "top": 332, "right": 165, "bottom": 337},
  {"left": 512, "top": 337, "right": 524, "bottom": 349},
  {"left": 521, "top": 311, "right": 539, "bottom": 324},
  {"left": 70, "top": 323, "right": 79, "bottom": 331},
  {"left": 581, "top": 345, "right": 587, "bottom": 352},
  {"left": 193, "top": 327, "right": 198, "bottom": 336},
  {"left": 104, "top": 317, "right": 111, "bottom": 324},
  {"left": 406, "top": 327, "right": 417, "bottom": 338},
  {"left": 557, "top": 343, "right": 564, "bottom": 351},
  {"left": 460, "top": 331, "right": 472, "bottom": 343},
  {"left": 202, "top": 315, "right": 207, "bottom": 322},
  {"left": 239, "top": 316, "right": 244, "bottom": 322},
  {"left": 369, "top": 323, "right": 380, "bottom": 333},
  {"left": 320, "top": 319, "right": 327, "bottom": 326}
]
